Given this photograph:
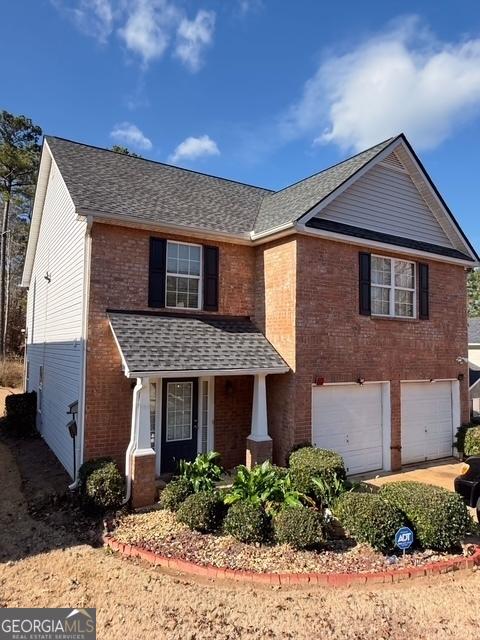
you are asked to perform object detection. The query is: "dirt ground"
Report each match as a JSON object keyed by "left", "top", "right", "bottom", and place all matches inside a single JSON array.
[{"left": 1, "top": 394, "right": 480, "bottom": 639}]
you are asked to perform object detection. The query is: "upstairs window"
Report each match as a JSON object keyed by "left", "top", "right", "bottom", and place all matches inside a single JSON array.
[
  {"left": 166, "top": 241, "right": 202, "bottom": 309},
  {"left": 371, "top": 256, "right": 416, "bottom": 318}
]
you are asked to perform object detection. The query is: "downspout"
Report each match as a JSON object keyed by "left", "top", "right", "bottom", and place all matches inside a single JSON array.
[
  {"left": 69, "top": 216, "right": 93, "bottom": 490},
  {"left": 123, "top": 377, "right": 142, "bottom": 504}
]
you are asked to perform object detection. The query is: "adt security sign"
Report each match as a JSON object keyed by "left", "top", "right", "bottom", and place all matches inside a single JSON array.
[{"left": 395, "top": 526, "right": 414, "bottom": 551}]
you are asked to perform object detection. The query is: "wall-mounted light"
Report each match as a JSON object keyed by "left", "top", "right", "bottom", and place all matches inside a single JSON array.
[
  {"left": 458, "top": 373, "right": 465, "bottom": 381},
  {"left": 357, "top": 377, "right": 365, "bottom": 385},
  {"left": 456, "top": 356, "right": 468, "bottom": 365},
  {"left": 314, "top": 377, "right": 325, "bottom": 386}
]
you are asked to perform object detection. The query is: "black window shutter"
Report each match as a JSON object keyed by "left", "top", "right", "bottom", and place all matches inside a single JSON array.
[
  {"left": 359, "top": 252, "right": 371, "bottom": 316},
  {"left": 418, "top": 263, "right": 429, "bottom": 320},
  {"left": 203, "top": 245, "right": 219, "bottom": 311},
  {"left": 148, "top": 237, "right": 166, "bottom": 308}
]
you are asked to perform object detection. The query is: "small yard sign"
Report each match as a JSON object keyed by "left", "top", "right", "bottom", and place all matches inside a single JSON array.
[{"left": 395, "top": 526, "right": 414, "bottom": 552}]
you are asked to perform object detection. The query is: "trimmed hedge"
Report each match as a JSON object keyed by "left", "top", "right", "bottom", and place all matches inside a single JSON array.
[
  {"left": 84, "top": 461, "right": 124, "bottom": 511},
  {"left": 4, "top": 391, "right": 37, "bottom": 436},
  {"left": 177, "top": 491, "right": 223, "bottom": 533},
  {"left": 78, "top": 457, "right": 114, "bottom": 491},
  {"left": 273, "top": 506, "right": 323, "bottom": 549},
  {"left": 380, "top": 481, "right": 472, "bottom": 550},
  {"left": 223, "top": 501, "right": 269, "bottom": 543},
  {"left": 464, "top": 426, "right": 480, "bottom": 456},
  {"left": 158, "top": 478, "right": 193, "bottom": 511},
  {"left": 334, "top": 492, "right": 405, "bottom": 552},
  {"left": 289, "top": 447, "right": 346, "bottom": 503}
]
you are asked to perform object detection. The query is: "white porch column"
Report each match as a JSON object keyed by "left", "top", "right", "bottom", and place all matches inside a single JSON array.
[
  {"left": 249, "top": 373, "right": 271, "bottom": 442},
  {"left": 246, "top": 373, "right": 272, "bottom": 468},
  {"left": 134, "top": 378, "right": 155, "bottom": 454}
]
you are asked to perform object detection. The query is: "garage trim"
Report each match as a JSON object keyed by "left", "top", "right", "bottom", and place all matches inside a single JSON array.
[{"left": 311, "top": 381, "right": 391, "bottom": 474}]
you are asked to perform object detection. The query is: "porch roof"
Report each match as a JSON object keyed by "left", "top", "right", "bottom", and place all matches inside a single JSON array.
[{"left": 108, "top": 310, "right": 289, "bottom": 378}]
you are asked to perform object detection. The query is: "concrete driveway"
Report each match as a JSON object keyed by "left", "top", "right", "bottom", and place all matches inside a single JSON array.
[{"left": 354, "top": 457, "right": 465, "bottom": 491}]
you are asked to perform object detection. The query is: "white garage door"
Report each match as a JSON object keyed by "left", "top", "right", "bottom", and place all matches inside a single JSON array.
[
  {"left": 312, "top": 383, "right": 384, "bottom": 475},
  {"left": 401, "top": 381, "right": 455, "bottom": 464}
]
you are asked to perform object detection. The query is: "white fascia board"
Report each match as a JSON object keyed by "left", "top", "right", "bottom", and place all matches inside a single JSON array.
[
  {"left": 126, "top": 367, "right": 289, "bottom": 379},
  {"left": 108, "top": 320, "right": 131, "bottom": 376},
  {"left": 469, "top": 377, "right": 480, "bottom": 392},
  {"left": 295, "top": 223, "right": 478, "bottom": 267},
  {"left": 77, "top": 209, "right": 252, "bottom": 245},
  {"left": 250, "top": 221, "right": 295, "bottom": 242}
]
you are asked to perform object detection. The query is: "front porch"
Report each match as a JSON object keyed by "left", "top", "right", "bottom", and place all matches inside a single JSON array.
[{"left": 108, "top": 310, "right": 289, "bottom": 507}]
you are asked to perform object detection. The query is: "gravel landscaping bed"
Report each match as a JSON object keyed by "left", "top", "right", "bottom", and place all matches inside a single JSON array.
[{"left": 113, "top": 508, "right": 466, "bottom": 574}]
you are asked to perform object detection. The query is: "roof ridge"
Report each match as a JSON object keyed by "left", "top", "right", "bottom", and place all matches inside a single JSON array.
[{"left": 45, "top": 135, "right": 274, "bottom": 194}]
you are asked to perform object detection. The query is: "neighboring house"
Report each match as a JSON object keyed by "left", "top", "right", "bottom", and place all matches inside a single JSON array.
[
  {"left": 468, "top": 317, "right": 480, "bottom": 414},
  {"left": 22, "top": 133, "right": 478, "bottom": 507}
]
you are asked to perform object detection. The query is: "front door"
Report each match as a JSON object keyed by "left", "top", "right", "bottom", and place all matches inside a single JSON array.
[{"left": 161, "top": 378, "right": 198, "bottom": 473}]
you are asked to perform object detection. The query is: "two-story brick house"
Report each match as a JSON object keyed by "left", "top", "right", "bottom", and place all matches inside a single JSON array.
[{"left": 22, "top": 134, "right": 478, "bottom": 506}]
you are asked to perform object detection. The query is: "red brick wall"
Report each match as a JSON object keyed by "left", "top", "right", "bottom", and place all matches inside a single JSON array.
[
  {"left": 260, "top": 233, "right": 469, "bottom": 468},
  {"left": 214, "top": 376, "right": 253, "bottom": 470},
  {"left": 83, "top": 223, "right": 256, "bottom": 468}
]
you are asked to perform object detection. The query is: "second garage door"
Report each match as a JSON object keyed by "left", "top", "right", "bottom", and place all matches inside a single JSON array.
[
  {"left": 312, "top": 383, "right": 385, "bottom": 475},
  {"left": 401, "top": 381, "right": 455, "bottom": 464}
]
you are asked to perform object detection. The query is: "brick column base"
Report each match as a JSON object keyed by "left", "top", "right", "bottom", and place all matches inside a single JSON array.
[
  {"left": 131, "top": 452, "right": 156, "bottom": 508},
  {"left": 246, "top": 437, "right": 273, "bottom": 469}
]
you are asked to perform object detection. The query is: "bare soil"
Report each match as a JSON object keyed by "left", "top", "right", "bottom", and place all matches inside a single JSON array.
[{"left": 1, "top": 392, "right": 480, "bottom": 639}]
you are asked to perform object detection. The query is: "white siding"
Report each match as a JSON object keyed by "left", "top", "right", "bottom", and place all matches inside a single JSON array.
[
  {"left": 316, "top": 162, "right": 454, "bottom": 249},
  {"left": 25, "top": 160, "right": 86, "bottom": 477}
]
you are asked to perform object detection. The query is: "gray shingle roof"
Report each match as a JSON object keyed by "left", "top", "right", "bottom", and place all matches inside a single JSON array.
[
  {"left": 108, "top": 311, "right": 288, "bottom": 375},
  {"left": 45, "top": 135, "right": 396, "bottom": 237},
  {"left": 469, "top": 317, "right": 480, "bottom": 343},
  {"left": 253, "top": 138, "right": 394, "bottom": 233}
]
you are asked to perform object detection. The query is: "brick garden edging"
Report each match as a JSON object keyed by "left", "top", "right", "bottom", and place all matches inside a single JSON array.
[{"left": 103, "top": 535, "right": 480, "bottom": 587}]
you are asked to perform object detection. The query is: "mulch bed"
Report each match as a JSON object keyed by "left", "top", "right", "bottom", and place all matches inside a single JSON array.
[{"left": 112, "top": 508, "right": 471, "bottom": 575}]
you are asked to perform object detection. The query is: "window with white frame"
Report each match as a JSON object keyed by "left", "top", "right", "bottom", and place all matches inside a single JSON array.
[
  {"left": 166, "top": 241, "right": 201, "bottom": 309},
  {"left": 371, "top": 256, "right": 416, "bottom": 318}
]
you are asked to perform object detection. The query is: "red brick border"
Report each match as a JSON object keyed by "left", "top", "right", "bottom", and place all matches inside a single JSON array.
[{"left": 103, "top": 535, "right": 480, "bottom": 587}]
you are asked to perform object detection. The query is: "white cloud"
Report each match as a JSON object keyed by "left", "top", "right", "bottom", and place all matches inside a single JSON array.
[
  {"left": 52, "top": 0, "right": 114, "bottom": 42},
  {"left": 110, "top": 122, "right": 152, "bottom": 150},
  {"left": 118, "top": 0, "right": 180, "bottom": 67},
  {"left": 285, "top": 16, "right": 480, "bottom": 151},
  {"left": 169, "top": 135, "right": 220, "bottom": 163},
  {"left": 174, "top": 10, "right": 215, "bottom": 72}
]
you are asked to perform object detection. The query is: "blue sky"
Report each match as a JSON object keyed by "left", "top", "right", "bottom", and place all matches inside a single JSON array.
[{"left": 2, "top": 0, "right": 480, "bottom": 248}]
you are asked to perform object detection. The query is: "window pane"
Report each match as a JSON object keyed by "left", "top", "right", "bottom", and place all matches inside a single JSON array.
[
  {"left": 394, "top": 261, "right": 414, "bottom": 289},
  {"left": 167, "top": 257, "right": 177, "bottom": 273},
  {"left": 372, "top": 286, "right": 390, "bottom": 315},
  {"left": 189, "top": 259, "right": 200, "bottom": 276},
  {"left": 166, "top": 382, "right": 192, "bottom": 442},
  {"left": 371, "top": 257, "right": 391, "bottom": 285},
  {"left": 149, "top": 383, "right": 156, "bottom": 449},
  {"left": 167, "top": 242, "right": 178, "bottom": 259},
  {"left": 178, "top": 244, "right": 189, "bottom": 260},
  {"left": 178, "top": 259, "right": 190, "bottom": 275},
  {"left": 395, "top": 289, "right": 414, "bottom": 317}
]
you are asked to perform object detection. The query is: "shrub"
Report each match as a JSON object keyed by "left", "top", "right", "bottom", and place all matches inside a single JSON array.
[
  {"left": 178, "top": 451, "right": 223, "bottom": 492},
  {"left": 334, "top": 492, "right": 405, "bottom": 552},
  {"left": 4, "top": 391, "right": 37, "bottom": 436},
  {"left": 285, "top": 441, "right": 312, "bottom": 466},
  {"left": 380, "top": 481, "right": 472, "bottom": 550},
  {"left": 0, "top": 357, "right": 24, "bottom": 388},
  {"left": 273, "top": 506, "right": 323, "bottom": 549},
  {"left": 289, "top": 447, "right": 346, "bottom": 503},
  {"left": 464, "top": 426, "right": 480, "bottom": 456},
  {"left": 158, "top": 478, "right": 193, "bottom": 511},
  {"left": 177, "top": 491, "right": 223, "bottom": 532},
  {"left": 78, "top": 457, "right": 114, "bottom": 491},
  {"left": 85, "top": 461, "right": 124, "bottom": 512},
  {"left": 223, "top": 461, "right": 305, "bottom": 516},
  {"left": 223, "top": 501, "right": 269, "bottom": 543}
]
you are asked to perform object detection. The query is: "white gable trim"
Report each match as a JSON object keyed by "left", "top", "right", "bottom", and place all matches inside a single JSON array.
[{"left": 298, "top": 137, "right": 477, "bottom": 263}]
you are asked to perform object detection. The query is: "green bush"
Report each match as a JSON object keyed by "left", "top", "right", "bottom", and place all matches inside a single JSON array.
[
  {"left": 223, "top": 461, "right": 305, "bottom": 516},
  {"left": 380, "top": 481, "right": 472, "bottom": 550},
  {"left": 289, "top": 447, "right": 346, "bottom": 503},
  {"left": 84, "top": 461, "right": 124, "bottom": 511},
  {"left": 334, "top": 492, "right": 405, "bottom": 553},
  {"left": 4, "top": 391, "right": 37, "bottom": 436},
  {"left": 158, "top": 478, "right": 193, "bottom": 511},
  {"left": 176, "top": 491, "right": 223, "bottom": 533},
  {"left": 178, "top": 451, "right": 223, "bottom": 492},
  {"left": 273, "top": 506, "right": 323, "bottom": 549},
  {"left": 223, "top": 501, "right": 269, "bottom": 543},
  {"left": 464, "top": 426, "right": 480, "bottom": 456},
  {"left": 78, "top": 457, "right": 114, "bottom": 491}
]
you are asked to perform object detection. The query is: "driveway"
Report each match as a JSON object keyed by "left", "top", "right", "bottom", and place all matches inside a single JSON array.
[{"left": 355, "top": 458, "right": 464, "bottom": 491}]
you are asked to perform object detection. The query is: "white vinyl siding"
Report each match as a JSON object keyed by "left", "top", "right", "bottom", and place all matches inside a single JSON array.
[
  {"left": 316, "top": 162, "right": 454, "bottom": 249},
  {"left": 25, "top": 160, "right": 86, "bottom": 477}
]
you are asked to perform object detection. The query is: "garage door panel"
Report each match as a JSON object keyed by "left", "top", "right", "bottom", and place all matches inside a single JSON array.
[
  {"left": 312, "top": 384, "right": 384, "bottom": 475},
  {"left": 401, "top": 382, "right": 454, "bottom": 464}
]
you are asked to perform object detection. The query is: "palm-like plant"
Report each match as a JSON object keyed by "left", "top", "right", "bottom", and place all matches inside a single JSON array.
[{"left": 179, "top": 451, "right": 223, "bottom": 493}]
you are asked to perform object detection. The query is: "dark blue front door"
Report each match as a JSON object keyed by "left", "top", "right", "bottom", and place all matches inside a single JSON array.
[{"left": 161, "top": 378, "right": 198, "bottom": 473}]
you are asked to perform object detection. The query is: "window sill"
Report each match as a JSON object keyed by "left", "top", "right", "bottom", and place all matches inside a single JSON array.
[{"left": 370, "top": 315, "right": 420, "bottom": 323}]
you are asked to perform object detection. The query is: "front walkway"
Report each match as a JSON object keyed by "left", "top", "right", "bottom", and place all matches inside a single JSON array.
[{"left": 353, "top": 457, "right": 464, "bottom": 491}]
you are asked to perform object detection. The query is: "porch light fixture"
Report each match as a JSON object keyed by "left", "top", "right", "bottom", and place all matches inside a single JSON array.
[
  {"left": 357, "top": 377, "right": 365, "bottom": 385},
  {"left": 458, "top": 373, "right": 465, "bottom": 381},
  {"left": 314, "top": 377, "right": 325, "bottom": 386}
]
